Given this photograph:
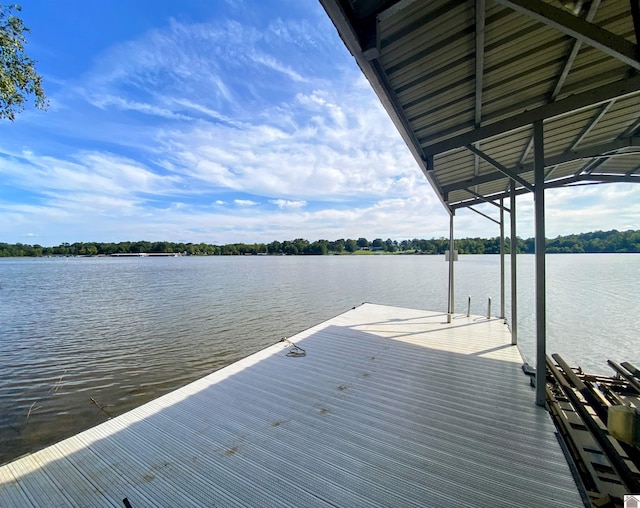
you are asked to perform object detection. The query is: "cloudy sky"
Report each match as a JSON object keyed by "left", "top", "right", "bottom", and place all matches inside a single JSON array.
[{"left": 1, "top": 0, "right": 638, "bottom": 246}]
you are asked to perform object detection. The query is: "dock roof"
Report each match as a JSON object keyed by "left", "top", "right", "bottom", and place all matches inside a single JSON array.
[
  {"left": 319, "top": 0, "right": 640, "bottom": 210},
  {"left": 0, "top": 304, "right": 582, "bottom": 506}
]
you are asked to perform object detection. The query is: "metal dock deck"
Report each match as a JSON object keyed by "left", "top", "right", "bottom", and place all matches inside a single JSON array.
[{"left": 0, "top": 303, "right": 583, "bottom": 507}]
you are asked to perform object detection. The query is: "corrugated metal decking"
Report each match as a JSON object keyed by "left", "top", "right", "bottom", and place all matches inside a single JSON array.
[{"left": 0, "top": 304, "right": 583, "bottom": 506}]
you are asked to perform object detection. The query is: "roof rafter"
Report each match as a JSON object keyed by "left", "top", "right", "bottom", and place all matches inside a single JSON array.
[
  {"left": 423, "top": 76, "right": 640, "bottom": 156},
  {"left": 569, "top": 99, "right": 616, "bottom": 151},
  {"left": 578, "top": 174, "right": 640, "bottom": 183},
  {"left": 322, "top": 0, "right": 640, "bottom": 214},
  {"left": 494, "top": 0, "right": 640, "bottom": 70},
  {"left": 549, "top": 0, "right": 601, "bottom": 101},
  {"left": 450, "top": 186, "right": 532, "bottom": 210},
  {"left": 474, "top": 0, "right": 485, "bottom": 127},
  {"left": 465, "top": 144, "right": 534, "bottom": 192},
  {"left": 442, "top": 137, "right": 640, "bottom": 194},
  {"left": 461, "top": 187, "right": 510, "bottom": 212}
]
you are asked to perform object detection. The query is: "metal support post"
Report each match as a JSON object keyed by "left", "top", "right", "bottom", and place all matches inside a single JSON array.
[
  {"left": 500, "top": 198, "right": 505, "bottom": 319},
  {"left": 447, "top": 212, "right": 455, "bottom": 322},
  {"left": 534, "top": 120, "right": 547, "bottom": 407},
  {"left": 510, "top": 180, "right": 518, "bottom": 345}
]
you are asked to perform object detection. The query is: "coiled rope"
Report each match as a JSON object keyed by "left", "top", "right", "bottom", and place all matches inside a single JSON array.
[{"left": 280, "top": 337, "right": 306, "bottom": 357}]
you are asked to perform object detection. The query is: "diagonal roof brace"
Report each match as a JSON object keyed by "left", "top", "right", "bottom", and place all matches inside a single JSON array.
[
  {"left": 463, "top": 187, "right": 510, "bottom": 212},
  {"left": 465, "top": 144, "right": 534, "bottom": 192},
  {"left": 494, "top": 0, "right": 640, "bottom": 70},
  {"left": 468, "top": 206, "right": 501, "bottom": 225}
]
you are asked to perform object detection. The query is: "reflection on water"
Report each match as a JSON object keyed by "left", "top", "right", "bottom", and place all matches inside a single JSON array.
[{"left": 0, "top": 254, "right": 638, "bottom": 464}]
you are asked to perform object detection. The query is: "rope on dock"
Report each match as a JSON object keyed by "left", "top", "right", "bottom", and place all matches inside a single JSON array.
[{"left": 280, "top": 337, "right": 306, "bottom": 357}]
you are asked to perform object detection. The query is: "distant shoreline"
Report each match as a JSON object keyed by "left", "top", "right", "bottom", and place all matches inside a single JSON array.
[{"left": 1, "top": 228, "right": 638, "bottom": 257}]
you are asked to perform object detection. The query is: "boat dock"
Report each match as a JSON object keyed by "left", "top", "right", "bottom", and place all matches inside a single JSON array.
[{"left": 0, "top": 303, "right": 583, "bottom": 507}]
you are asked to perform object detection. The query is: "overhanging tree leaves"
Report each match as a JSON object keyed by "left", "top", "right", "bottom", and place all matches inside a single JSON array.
[{"left": 0, "top": 4, "right": 47, "bottom": 120}]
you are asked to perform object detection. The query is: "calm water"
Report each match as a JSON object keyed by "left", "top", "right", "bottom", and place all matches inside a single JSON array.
[{"left": 1, "top": 254, "right": 638, "bottom": 464}]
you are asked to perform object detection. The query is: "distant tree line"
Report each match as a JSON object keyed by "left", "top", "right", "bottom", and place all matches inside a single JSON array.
[{"left": 1, "top": 229, "right": 639, "bottom": 258}]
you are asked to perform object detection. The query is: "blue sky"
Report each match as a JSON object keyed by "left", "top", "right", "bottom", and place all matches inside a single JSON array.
[{"left": 1, "top": 0, "right": 638, "bottom": 246}]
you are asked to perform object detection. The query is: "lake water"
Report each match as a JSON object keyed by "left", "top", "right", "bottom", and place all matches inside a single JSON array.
[{"left": 1, "top": 254, "right": 638, "bottom": 464}]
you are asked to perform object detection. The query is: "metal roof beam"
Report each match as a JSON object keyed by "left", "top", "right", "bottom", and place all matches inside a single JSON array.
[
  {"left": 569, "top": 99, "right": 616, "bottom": 151},
  {"left": 338, "top": 0, "right": 406, "bottom": 54},
  {"left": 423, "top": 76, "right": 640, "bottom": 156},
  {"left": 462, "top": 187, "right": 510, "bottom": 212},
  {"left": 475, "top": 0, "right": 486, "bottom": 127},
  {"left": 465, "top": 144, "right": 534, "bottom": 192},
  {"left": 575, "top": 157, "right": 606, "bottom": 176},
  {"left": 577, "top": 174, "right": 640, "bottom": 183},
  {"left": 630, "top": 0, "right": 640, "bottom": 51},
  {"left": 621, "top": 115, "right": 640, "bottom": 138},
  {"left": 450, "top": 186, "right": 531, "bottom": 210},
  {"left": 351, "top": 0, "right": 405, "bottom": 20},
  {"left": 441, "top": 137, "right": 640, "bottom": 193},
  {"left": 549, "top": 0, "right": 601, "bottom": 101},
  {"left": 516, "top": 1, "right": 601, "bottom": 179},
  {"left": 494, "top": 0, "right": 640, "bottom": 70}
]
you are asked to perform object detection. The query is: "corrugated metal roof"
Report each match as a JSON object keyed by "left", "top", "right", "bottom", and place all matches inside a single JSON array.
[
  {"left": 0, "top": 304, "right": 582, "bottom": 506},
  {"left": 320, "top": 0, "right": 640, "bottom": 210}
]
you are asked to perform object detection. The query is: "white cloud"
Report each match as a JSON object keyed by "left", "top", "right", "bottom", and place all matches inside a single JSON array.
[
  {"left": 234, "top": 199, "right": 258, "bottom": 206},
  {"left": 91, "top": 95, "right": 193, "bottom": 120},
  {"left": 249, "top": 52, "right": 306, "bottom": 83},
  {"left": 0, "top": 149, "right": 183, "bottom": 199},
  {"left": 153, "top": 79, "right": 422, "bottom": 202},
  {"left": 270, "top": 199, "right": 307, "bottom": 209}
]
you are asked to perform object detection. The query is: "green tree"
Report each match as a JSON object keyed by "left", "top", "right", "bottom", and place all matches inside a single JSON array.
[
  {"left": 268, "top": 240, "right": 282, "bottom": 254},
  {"left": 344, "top": 239, "right": 357, "bottom": 253},
  {"left": 385, "top": 239, "right": 397, "bottom": 252},
  {"left": 356, "top": 237, "right": 369, "bottom": 249},
  {"left": 0, "top": 4, "right": 47, "bottom": 120},
  {"left": 330, "top": 239, "right": 345, "bottom": 254},
  {"left": 309, "top": 240, "right": 328, "bottom": 255},
  {"left": 282, "top": 240, "right": 298, "bottom": 255},
  {"left": 371, "top": 238, "right": 384, "bottom": 250}
]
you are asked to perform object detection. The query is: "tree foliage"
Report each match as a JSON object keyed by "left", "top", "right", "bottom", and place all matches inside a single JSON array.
[
  {"left": 1, "top": 229, "right": 639, "bottom": 257},
  {"left": 0, "top": 4, "right": 47, "bottom": 120}
]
